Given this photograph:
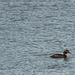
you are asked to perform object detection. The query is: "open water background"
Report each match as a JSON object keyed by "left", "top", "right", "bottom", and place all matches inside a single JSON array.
[{"left": 0, "top": 0, "right": 75, "bottom": 75}]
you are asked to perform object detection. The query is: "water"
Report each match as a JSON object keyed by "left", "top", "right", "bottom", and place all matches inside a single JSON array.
[{"left": 0, "top": 0, "right": 75, "bottom": 75}]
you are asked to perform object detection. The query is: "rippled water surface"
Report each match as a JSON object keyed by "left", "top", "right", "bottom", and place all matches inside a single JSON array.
[{"left": 0, "top": 0, "right": 75, "bottom": 75}]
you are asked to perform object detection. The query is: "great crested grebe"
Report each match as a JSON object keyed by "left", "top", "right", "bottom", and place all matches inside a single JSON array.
[{"left": 50, "top": 50, "right": 71, "bottom": 58}]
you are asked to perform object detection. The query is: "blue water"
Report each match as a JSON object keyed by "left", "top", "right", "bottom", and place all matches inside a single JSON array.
[{"left": 0, "top": 0, "right": 75, "bottom": 75}]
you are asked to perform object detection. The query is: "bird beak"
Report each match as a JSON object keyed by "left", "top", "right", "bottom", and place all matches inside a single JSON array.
[{"left": 68, "top": 52, "right": 71, "bottom": 54}]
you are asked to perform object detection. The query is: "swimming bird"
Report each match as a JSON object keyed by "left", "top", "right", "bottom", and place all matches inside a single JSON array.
[{"left": 50, "top": 50, "right": 71, "bottom": 58}]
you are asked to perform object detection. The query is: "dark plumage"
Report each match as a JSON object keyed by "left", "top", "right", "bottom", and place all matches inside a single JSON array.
[{"left": 50, "top": 50, "right": 71, "bottom": 58}]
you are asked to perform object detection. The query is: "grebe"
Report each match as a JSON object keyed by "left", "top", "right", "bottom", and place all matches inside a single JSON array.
[{"left": 50, "top": 50, "right": 71, "bottom": 58}]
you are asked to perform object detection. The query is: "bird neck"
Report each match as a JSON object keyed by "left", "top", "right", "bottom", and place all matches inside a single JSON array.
[{"left": 63, "top": 52, "right": 67, "bottom": 55}]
